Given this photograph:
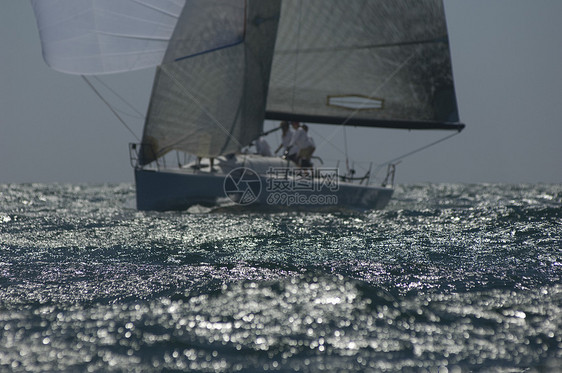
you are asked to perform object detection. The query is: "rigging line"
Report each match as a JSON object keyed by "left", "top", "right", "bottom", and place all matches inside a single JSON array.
[
  {"left": 372, "top": 131, "right": 461, "bottom": 177},
  {"left": 290, "top": 0, "right": 303, "bottom": 112},
  {"left": 81, "top": 76, "right": 140, "bottom": 141},
  {"left": 92, "top": 76, "right": 145, "bottom": 118},
  {"left": 343, "top": 125, "right": 350, "bottom": 173},
  {"left": 308, "top": 127, "right": 347, "bottom": 158},
  {"left": 159, "top": 65, "right": 243, "bottom": 149}
]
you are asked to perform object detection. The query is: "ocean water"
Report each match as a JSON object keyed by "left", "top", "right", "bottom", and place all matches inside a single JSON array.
[{"left": 0, "top": 183, "right": 560, "bottom": 372}]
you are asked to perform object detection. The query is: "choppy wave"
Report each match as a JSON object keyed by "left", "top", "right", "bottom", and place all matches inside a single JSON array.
[{"left": 0, "top": 183, "right": 561, "bottom": 371}]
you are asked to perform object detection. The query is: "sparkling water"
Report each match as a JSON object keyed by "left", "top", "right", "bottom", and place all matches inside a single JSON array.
[{"left": 0, "top": 183, "right": 560, "bottom": 372}]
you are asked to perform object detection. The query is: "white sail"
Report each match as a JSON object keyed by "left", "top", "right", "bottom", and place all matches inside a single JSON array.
[
  {"left": 138, "top": 0, "right": 281, "bottom": 163},
  {"left": 267, "top": 0, "right": 460, "bottom": 129},
  {"left": 30, "top": 0, "right": 185, "bottom": 74}
]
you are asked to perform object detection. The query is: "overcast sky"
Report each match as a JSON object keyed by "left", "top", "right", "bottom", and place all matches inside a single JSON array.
[{"left": 1, "top": 1, "right": 561, "bottom": 184}]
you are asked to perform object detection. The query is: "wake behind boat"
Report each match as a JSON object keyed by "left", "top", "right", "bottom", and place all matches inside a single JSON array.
[{"left": 30, "top": 0, "right": 464, "bottom": 211}]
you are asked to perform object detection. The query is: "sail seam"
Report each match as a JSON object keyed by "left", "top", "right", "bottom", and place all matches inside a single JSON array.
[
  {"left": 93, "top": 32, "right": 172, "bottom": 42},
  {"left": 129, "top": 0, "right": 183, "bottom": 19}
]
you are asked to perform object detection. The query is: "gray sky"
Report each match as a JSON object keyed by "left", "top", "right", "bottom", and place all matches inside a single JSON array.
[{"left": 1, "top": 1, "right": 561, "bottom": 184}]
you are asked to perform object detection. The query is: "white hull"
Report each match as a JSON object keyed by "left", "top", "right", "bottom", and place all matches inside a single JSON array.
[{"left": 134, "top": 155, "right": 393, "bottom": 212}]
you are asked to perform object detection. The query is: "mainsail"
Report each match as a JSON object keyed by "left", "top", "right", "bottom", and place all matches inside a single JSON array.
[
  {"left": 267, "top": 0, "right": 463, "bottom": 131},
  {"left": 31, "top": 0, "right": 463, "bottom": 165}
]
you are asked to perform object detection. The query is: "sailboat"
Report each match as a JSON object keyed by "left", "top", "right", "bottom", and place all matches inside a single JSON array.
[{"left": 31, "top": 0, "right": 464, "bottom": 211}]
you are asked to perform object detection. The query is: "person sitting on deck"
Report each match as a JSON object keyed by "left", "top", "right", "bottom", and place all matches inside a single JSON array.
[{"left": 255, "top": 136, "right": 272, "bottom": 157}]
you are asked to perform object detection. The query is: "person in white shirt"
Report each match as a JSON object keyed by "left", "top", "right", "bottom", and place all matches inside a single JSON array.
[
  {"left": 297, "top": 124, "right": 315, "bottom": 166},
  {"left": 285, "top": 121, "right": 316, "bottom": 167},
  {"left": 289, "top": 121, "right": 306, "bottom": 150},
  {"left": 274, "top": 121, "right": 295, "bottom": 158}
]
